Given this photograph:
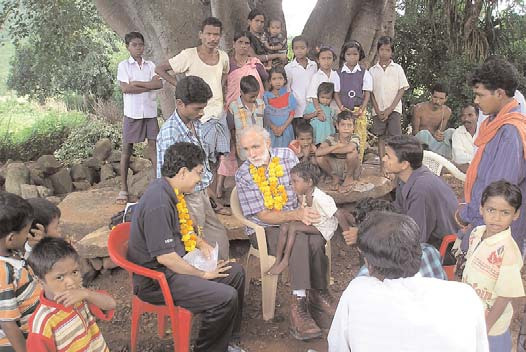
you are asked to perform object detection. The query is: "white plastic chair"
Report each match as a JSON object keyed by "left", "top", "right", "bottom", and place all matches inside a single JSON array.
[
  {"left": 422, "top": 150, "right": 466, "bottom": 182},
  {"left": 230, "top": 186, "right": 331, "bottom": 321}
]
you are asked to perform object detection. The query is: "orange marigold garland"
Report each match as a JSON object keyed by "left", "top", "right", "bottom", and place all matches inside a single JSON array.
[
  {"left": 174, "top": 189, "right": 198, "bottom": 252},
  {"left": 249, "top": 156, "right": 288, "bottom": 210}
]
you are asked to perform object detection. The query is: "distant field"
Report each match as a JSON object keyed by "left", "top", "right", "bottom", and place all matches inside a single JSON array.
[{"left": 0, "top": 40, "right": 14, "bottom": 95}]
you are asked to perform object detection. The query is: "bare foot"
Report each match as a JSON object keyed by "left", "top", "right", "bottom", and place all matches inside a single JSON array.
[
  {"left": 329, "top": 176, "right": 340, "bottom": 191},
  {"left": 267, "top": 259, "right": 289, "bottom": 275},
  {"left": 339, "top": 177, "right": 355, "bottom": 193}
]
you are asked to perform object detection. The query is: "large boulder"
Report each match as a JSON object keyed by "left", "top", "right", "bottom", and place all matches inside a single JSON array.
[
  {"left": 73, "top": 226, "right": 110, "bottom": 258},
  {"left": 128, "top": 166, "right": 154, "bottom": 198},
  {"left": 27, "top": 162, "right": 45, "bottom": 186},
  {"left": 73, "top": 181, "right": 91, "bottom": 192},
  {"left": 130, "top": 157, "right": 152, "bottom": 174},
  {"left": 70, "top": 164, "right": 90, "bottom": 182},
  {"left": 108, "top": 150, "right": 122, "bottom": 163},
  {"left": 324, "top": 175, "right": 394, "bottom": 205},
  {"left": 92, "top": 138, "right": 112, "bottom": 161},
  {"left": 83, "top": 157, "right": 102, "bottom": 170},
  {"left": 49, "top": 168, "right": 73, "bottom": 194},
  {"left": 36, "top": 186, "right": 53, "bottom": 197},
  {"left": 20, "top": 184, "right": 39, "bottom": 199},
  {"left": 100, "top": 164, "right": 116, "bottom": 181},
  {"left": 36, "top": 155, "right": 61, "bottom": 175},
  {"left": 5, "top": 163, "right": 30, "bottom": 196}
]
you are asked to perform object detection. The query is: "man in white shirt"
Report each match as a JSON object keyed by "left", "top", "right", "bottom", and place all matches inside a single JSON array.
[
  {"left": 116, "top": 32, "right": 162, "bottom": 204},
  {"left": 452, "top": 104, "right": 478, "bottom": 172},
  {"left": 328, "top": 211, "right": 488, "bottom": 352}
]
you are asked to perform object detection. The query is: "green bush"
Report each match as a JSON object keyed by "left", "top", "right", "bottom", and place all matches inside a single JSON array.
[{"left": 54, "top": 118, "right": 122, "bottom": 165}]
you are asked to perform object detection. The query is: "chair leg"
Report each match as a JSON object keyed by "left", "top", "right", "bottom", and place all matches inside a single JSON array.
[
  {"left": 260, "top": 270, "right": 278, "bottom": 321},
  {"left": 130, "top": 302, "right": 141, "bottom": 352},
  {"left": 173, "top": 308, "right": 192, "bottom": 352},
  {"left": 157, "top": 312, "right": 167, "bottom": 338}
]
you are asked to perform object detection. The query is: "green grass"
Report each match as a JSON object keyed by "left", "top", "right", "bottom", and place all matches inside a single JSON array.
[{"left": 0, "top": 40, "right": 14, "bottom": 95}]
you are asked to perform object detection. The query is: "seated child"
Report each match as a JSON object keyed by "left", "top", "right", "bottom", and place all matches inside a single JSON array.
[
  {"left": 303, "top": 82, "right": 336, "bottom": 145},
  {"left": 26, "top": 237, "right": 116, "bottom": 351},
  {"left": 288, "top": 121, "right": 317, "bottom": 164},
  {"left": 462, "top": 180, "right": 525, "bottom": 351},
  {"left": 26, "top": 198, "right": 61, "bottom": 254},
  {"left": 0, "top": 192, "right": 41, "bottom": 351},
  {"left": 316, "top": 111, "right": 362, "bottom": 193},
  {"left": 264, "top": 19, "right": 288, "bottom": 68},
  {"left": 267, "top": 162, "right": 354, "bottom": 275}
]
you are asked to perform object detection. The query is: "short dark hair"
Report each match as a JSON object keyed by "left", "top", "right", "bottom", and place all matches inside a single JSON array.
[
  {"left": 336, "top": 110, "right": 355, "bottom": 124},
  {"left": 353, "top": 197, "right": 396, "bottom": 224},
  {"left": 201, "top": 16, "right": 222, "bottom": 32},
  {"left": 317, "top": 46, "right": 337, "bottom": 61},
  {"left": 431, "top": 83, "right": 448, "bottom": 96},
  {"left": 248, "top": 8, "right": 265, "bottom": 21},
  {"left": 267, "top": 66, "right": 288, "bottom": 89},
  {"left": 124, "top": 32, "right": 144, "bottom": 46},
  {"left": 470, "top": 58, "right": 519, "bottom": 97},
  {"left": 240, "top": 75, "right": 260, "bottom": 94},
  {"left": 27, "top": 198, "right": 61, "bottom": 230},
  {"left": 462, "top": 102, "right": 479, "bottom": 115},
  {"left": 377, "top": 35, "right": 394, "bottom": 53},
  {"left": 268, "top": 19, "right": 282, "bottom": 27},
  {"left": 317, "top": 82, "right": 335, "bottom": 98},
  {"left": 358, "top": 211, "right": 422, "bottom": 279},
  {"left": 291, "top": 35, "right": 308, "bottom": 48},
  {"left": 161, "top": 142, "right": 206, "bottom": 178},
  {"left": 0, "top": 192, "right": 33, "bottom": 239},
  {"left": 175, "top": 76, "right": 213, "bottom": 105},
  {"left": 385, "top": 135, "right": 423, "bottom": 170},
  {"left": 290, "top": 161, "right": 321, "bottom": 187},
  {"left": 481, "top": 180, "right": 522, "bottom": 211},
  {"left": 295, "top": 120, "right": 314, "bottom": 137},
  {"left": 233, "top": 31, "right": 253, "bottom": 44},
  {"left": 27, "top": 237, "right": 80, "bottom": 280},
  {"left": 339, "top": 40, "right": 366, "bottom": 67}
]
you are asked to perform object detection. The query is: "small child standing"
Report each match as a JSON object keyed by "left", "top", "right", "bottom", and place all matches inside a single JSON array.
[
  {"left": 304, "top": 82, "right": 336, "bottom": 145},
  {"left": 335, "top": 40, "right": 373, "bottom": 161},
  {"left": 288, "top": 121, "right": 317, "bottom": 164},
  {"left": 267, "top": 162, "right": 353, "bottom": 275},
  {"left": 0, "top": 192, "right": 41, "bottom": 351},
  {"left": 264, "top": 67, "right": 297, "bottom": 148},
  {"left": 316, "top": 111, "right": 361, "bottom": 192},
  {"left": 264, "top": 19, "right": 288, "bottom": 68},
  {"left": 26, "top": 198, "right": 62, "bottom": 254},
  {"left": 306, "top": 46, "right": 341, "bottom": 123},
  {"left": 462, "top": 180, "right": 525, "bottom": 352},
  {"left": 27, "top": 237, "right": 116, "bottom": 351},
  {"left": 369, "top": 36, "right": 409, "bottom": 173}
]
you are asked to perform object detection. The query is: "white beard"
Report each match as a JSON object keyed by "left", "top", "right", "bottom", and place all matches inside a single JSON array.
[{"left": 249, "top": 147, "right": 270, "bottom": 167}]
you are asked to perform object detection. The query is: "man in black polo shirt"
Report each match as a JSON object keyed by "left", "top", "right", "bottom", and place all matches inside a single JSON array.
[
  {"left": 382, "top": 135, "right": 459, "bottom": 245},
  {"left": 127, "top": 142, "right": 245, "bottom": 352}
]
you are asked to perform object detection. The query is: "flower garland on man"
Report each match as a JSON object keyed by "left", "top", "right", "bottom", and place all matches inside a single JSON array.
[
  {"left": 235, "top": 125, "right": 336, "bottom": 341},
  {"left": 127, "top": 142, "right": 246, "bottom": 352}
]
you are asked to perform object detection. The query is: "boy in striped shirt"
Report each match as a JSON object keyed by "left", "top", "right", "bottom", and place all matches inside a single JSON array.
[
  {"left": 0, "top": 192, "right": 41, "bottom": 352},
  {"left": 26, "top": 238, "right": 116, "bottom": 351}
]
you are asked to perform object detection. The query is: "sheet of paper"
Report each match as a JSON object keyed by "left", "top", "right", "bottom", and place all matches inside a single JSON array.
[{"left": 183, "top": 242, "right": 218, "bottom": 272}]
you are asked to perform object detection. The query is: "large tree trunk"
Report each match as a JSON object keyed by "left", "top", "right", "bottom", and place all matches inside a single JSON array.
[
  {"left": 211, "top": 0, "right": 250, "bottom": 50},
  {"left": 302, "top": 0, "right": 396, "bottom": 66}
]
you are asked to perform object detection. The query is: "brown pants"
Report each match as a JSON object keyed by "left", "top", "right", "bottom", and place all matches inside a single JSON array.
[{"left": 250, "top": 227, "right": 328, "bottom": 290}]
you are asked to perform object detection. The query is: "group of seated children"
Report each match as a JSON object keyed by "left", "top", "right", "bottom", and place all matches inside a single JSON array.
[{"left": 0, "top": 192, "right": 116, "bottom": 351}]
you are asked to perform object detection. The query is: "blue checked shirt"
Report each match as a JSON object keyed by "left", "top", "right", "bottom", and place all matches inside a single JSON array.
[
  {"left": 156, "top": 111, "right": 212, "bottom": 192},
  {"left": 357, "top": 243, "right": 447, "bottom": 280},
  {"left": 235, "top": 148, "right": 299, "bottom": 236}
]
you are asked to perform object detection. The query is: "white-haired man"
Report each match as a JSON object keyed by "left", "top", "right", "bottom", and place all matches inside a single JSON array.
[{"left": 235, "top": 125, "right": 334, "bottom": 340}]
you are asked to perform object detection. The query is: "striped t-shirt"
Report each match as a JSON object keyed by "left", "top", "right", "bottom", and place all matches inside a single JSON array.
[
  {"left": 0, "top": 256, "right": 41, "bottom": 347},
  {"left": 27, "top": 291, "right": 114, "bottom": 351}
]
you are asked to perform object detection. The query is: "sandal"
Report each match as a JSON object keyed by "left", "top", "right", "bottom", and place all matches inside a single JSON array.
[
  {"left": 115, "top": 191, "right": 128, "bottom": 205},
  {"left": 214, "top": 206, "right": 232, "bottom": 216}
]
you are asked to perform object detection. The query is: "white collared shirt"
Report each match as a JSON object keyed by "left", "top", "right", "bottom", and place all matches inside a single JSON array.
[
  {"left": 452, "top": 125, "right": 476, "bottom": 164},
  {"left": 285, "top": 58, "right": 318, "bottom": 117},
  {"left": 328, "top": 275, "right": 489, "bottom": 352},
  {"left": 369, "top": 60, "right": 409, "bottom": 114},
  {"left": 117, "top": 57, "right": 158, "bottom": 119},
  {"left": 306, "top": 69, "right": 341, "bottom": 100},
  {"left": 340, "top": 63, "right": 373, "bottom": 92}
]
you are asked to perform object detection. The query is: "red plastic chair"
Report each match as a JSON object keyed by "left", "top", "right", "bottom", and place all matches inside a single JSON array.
[
  {"left": 439, "top": 234, "right": 458, "bottom": 281},
  {"left": 107, "top": 222, "right": 192, "bottom": 352}
]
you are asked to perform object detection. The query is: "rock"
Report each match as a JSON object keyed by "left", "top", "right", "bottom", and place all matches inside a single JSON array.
[
  {"left": 36, "top": 186, "right": 53, "bottom": 197},
  {"left": 108, "top": 150, "right": 122, "bottom": 163},
  {"left": 70, "top": 164, "right": 90, "bottom": 182},
  {"left": 130, "top": 157, "right": 152, "bottom": 174},
  {"left": 80, "top": 258, "right": 99, "bottom": 286},
  {"left": 93, "top": 138, "right": 112, "bottom": 161},
  {"left": 5, "top": 163, "right": 30, "bottom": 196},
  {"left": 324, "top": 175, "right": 394, "bottom": 205},
  {"left": 49, "top": 168, "right": 73, "bottom": 194},
  {"left": 20, "top": 184, "right": 39, "bottom": 199},
  {"left": 37, "top": 155, "right": 61, "bottom": 175},
  {"left": 73, "top": 181, "right": 91, "bottom": 191},
  {"left": 100, "top": 164, "right": 116, "bottom": 181},
  {"left": 89, "top": 258, "right": 103, "bottom": 271},
  {"left": 73, "top": 226, "right": 110, "bottom": 258},
  {"left": 85, "top": 167, "right": 98, "bottom": 185},
  {"left": 41, "top": 177, "right": 55, "bottom": 193},
  {"left": 112, "top": 164, "right": 132, "bottom": 177},
  {"left": 218, "top": 213, "right": 248, "bottom": 241},
  {"left": 46, "top": 196, "right": 62, "bottom": 205},
  {"left": 28, "top": 163, "right": 45, "bottom": 186},
  {"left": 128, "top": 166, "right": 154, "bottom": 198},
  {"left": 102, "top": 257, "right": 118, "bottom": 270},
  {"left": 83, "top": 157, "right": 102, "bottom": 170}
]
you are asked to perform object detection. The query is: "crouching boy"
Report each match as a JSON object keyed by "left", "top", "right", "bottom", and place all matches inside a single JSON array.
[{"left": 26, "top": 238, "right": 116, "bottom": 351}]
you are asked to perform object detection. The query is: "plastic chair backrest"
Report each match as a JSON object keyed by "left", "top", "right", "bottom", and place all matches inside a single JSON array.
[{"left": 422, "top": 150, "right": 466, "bottom": 182}]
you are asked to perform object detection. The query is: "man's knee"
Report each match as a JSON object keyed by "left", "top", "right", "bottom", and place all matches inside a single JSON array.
[{"left": 309, "top": 234, "right": 327, "bottom": 252}]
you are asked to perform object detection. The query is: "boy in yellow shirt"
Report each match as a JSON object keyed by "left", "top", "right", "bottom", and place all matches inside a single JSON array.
[{"left": 462, "top": 180, "right": 525, "bottom": 351}]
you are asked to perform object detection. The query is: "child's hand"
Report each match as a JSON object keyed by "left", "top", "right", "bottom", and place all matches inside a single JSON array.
[
  {"left": 28, "top": 223, "right": 46, "bottom": 247},
  {"left": 316, "top": 109, "right": 326, "bottom": 121},
  {"left": 55, "top": 288, "right": 88, "bottom": 307},
  {"left": 342, "top": 227, "right": 359, "bottom": 245}
]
